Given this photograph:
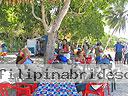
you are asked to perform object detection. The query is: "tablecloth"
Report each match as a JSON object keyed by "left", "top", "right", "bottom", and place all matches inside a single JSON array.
[{"left": 34, "top": 82, "right": 80, "bottom": 96}]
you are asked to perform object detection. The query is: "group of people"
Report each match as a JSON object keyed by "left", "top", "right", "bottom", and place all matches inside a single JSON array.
[
  {"left": 53, "top": 39, "right": 112, "bottom": 65},
  {"left": 16, "top": 39, "right": 128, "bottom": 65},
  {"left": 54, "top": 39, "right": 128, "bottom": 65},
  {"left": 114, "top": 41, "right": 128, "bottom": 64},
  {"left": 17, "top": 38, "right": 128, "bottom": 66},
  {"left": 15, "top": 39, "right": 119, "bottom": 95}
]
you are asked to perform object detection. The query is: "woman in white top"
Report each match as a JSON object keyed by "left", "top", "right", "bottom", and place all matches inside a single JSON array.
[{"left": 124, "top": 42, "right": 128, "bottom": 64}]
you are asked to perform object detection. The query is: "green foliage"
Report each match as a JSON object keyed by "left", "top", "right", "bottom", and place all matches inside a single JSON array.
[
  {"left": 0, "top": 0, "right": 128, "bottom": 51},
  {"left": 0, "top": 4, "right": 44, "bottom": 51},
  {"left": 60, "top": 1, "right": 105, "bottom": 44},
  {"left": 101, "top": 33, "right": 115, "bottom": 48},
  {"left": 104, "top": 0, "right": 128, "bottom": 32}
]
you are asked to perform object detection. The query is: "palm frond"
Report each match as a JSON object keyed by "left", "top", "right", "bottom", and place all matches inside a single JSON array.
[{"left": 105, "top": 0, "right": 128, "bottom": 34}]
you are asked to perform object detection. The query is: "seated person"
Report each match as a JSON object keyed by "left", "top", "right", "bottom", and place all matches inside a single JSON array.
[
  {"left": 52, "top": 49, "right": 68, "bottom": 63},
  {"left": 98, "top": 54, "right": 110, "bottom": 64},
  {"left": 16, "top": 48, "right": 33, "bottom": 64},
  {"left": 75, "top": 50, "right": 85, "bottom": 64}
]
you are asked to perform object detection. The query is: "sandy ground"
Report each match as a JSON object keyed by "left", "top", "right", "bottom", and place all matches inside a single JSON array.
[
  {"left": 111, "top": 65, "right": 128, "bottom": 96},
  {"left": 0, "top": 55, "right": 43, "bottom": 64}
]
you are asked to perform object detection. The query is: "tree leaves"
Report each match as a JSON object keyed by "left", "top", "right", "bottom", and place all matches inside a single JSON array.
[
  {"left": 60, "top": 3, "right": 105, "bottom": 43},
  {"left": 104, "top": 0, "right": 128, "bottom": 33}
]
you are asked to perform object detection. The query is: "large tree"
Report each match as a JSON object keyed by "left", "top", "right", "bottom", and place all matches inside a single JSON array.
[
  {"left": 1, "top": 0, "right": 71, "bottom": 63},
  {"left": 2, "top": 0, "right": 127, "bottom": 62},
  {"left": 31, "top": 0, "right": 71, "bottom": 63}
]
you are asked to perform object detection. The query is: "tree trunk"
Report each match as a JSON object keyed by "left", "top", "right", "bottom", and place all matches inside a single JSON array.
[
  {"left": 44, "top": 0, "right": 71, "bottom": 63},
  {"left": 44, "top": 32, "right": 56, "bottom": 63}
]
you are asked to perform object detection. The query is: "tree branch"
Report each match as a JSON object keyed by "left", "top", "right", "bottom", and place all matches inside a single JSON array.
[
  {"left": 31, "top": 2, "right": 43, "bottom": 23},
  {"left": 48, "top": 0, "right": 71, "bottom": 33},
  {"left": 68, "top": 11, "right": 86, "bottom": 16},
  {"left": 0, "top": 0, "right": 2, "bottom": 4},
  {"left": 40, "top": 0, "right": 48, "bottom": 31}
]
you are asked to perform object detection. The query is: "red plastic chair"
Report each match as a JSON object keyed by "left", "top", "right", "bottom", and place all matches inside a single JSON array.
[
  {"left": 30, "top": 83, "right": 38, "bottom": 93},
  {"left": 0, "top": 83, "right": 12, "bottom": 96},
  {"left": 15, "top": 83, "right": 38, "bottom": 94},
  {"left": 12, "top": 85, "right": 31, "bottom": 96},
  {"left": 82, "top": 82, "right": 110, "bottom": 96}
]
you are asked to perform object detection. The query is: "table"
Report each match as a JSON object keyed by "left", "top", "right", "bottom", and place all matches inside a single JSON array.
[{"left": 34, "top": 82, "right": 80, "bottom": 96}]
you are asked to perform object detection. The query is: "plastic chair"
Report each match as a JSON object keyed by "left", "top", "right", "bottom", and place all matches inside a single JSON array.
[
  {"left": 30, "top": 83, "right": 38, "bottom": 93},
  {"left": 15, "top": 83, "right": 38, "bottom": 94},
  {"left": 0, "top": 83, "right": 12, "bottom": 96},
  {"left": 12, "top": 85, "right": 31, "bottom": 96},
  {"left": 82, "top": 82, "right": 110, "bottom": 96}
]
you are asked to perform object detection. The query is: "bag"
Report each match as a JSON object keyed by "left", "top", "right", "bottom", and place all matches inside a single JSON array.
[{"left": 59, "top": 55, "right": 68, "bottom": 62}]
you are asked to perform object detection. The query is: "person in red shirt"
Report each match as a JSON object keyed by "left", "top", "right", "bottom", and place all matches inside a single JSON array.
[
  {"left": 75, "top": 50, "right": 86, "bottom": 64},
  {"left": 62, "top": 39, "right": 69, "bottom": 52},
  {"left": 61, "top": 39, "right": 70, "bottom": 60}
]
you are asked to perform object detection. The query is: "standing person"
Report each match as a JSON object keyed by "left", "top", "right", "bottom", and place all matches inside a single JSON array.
[
  {"left": 62, "top": 39, "right": 69, "bottom": 52},
  {"left": 123, "top": 42, "right": 128, "bottom": 64},
  {"left": 58, "top": 39, "right": 63, "bottom": 50},
  {"left": 70, "top": 43, "right": 75, "bottom": 54},
  {"left": 55, "top": 40, "right": 59, "bottom": 54},
  {"left": 62, "top": 39, "right": 70, "bottom": 60},
  {"left": 94, "top": 42, "right": 103, "bottom": 64},
  {"left": 114, "top": 41, "right": 124, "bottom": 64},
  {"left": 36, "top": 41, "right": 40, "bottom": 55},
  {"left": 83, "top": 41, "right": 90, "bottom": 55}
]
